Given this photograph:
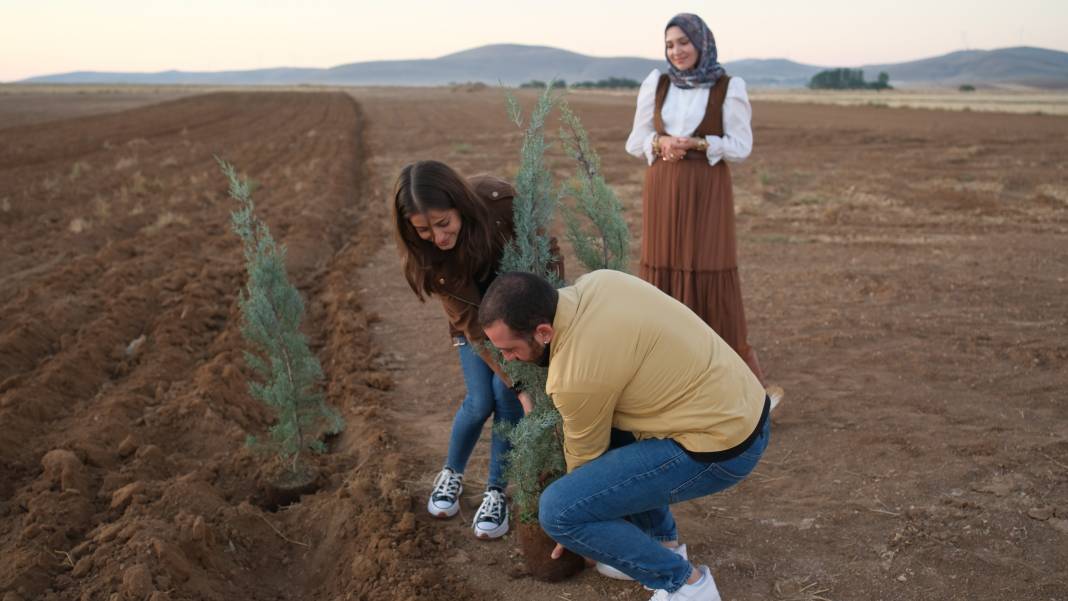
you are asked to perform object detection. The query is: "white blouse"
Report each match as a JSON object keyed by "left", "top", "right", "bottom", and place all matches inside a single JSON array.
[{"left": 625, "top": 68, "right": 753, "bottom": 166}]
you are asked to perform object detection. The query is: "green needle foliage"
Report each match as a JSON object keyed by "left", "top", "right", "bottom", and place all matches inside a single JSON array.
[
  {"left": 495, "top": 85, "right": 631, "bottom": 524},
  {"left": 218, "top": 157, "right": 343, "bottom": 476},
  {"left": 502, "top": 84, "right": 564, "bottom": 288},
  {"left": 559, "top": 99, "right": 631, "bottom": 273},
  {"left": 495, "top": 84, "right": 566, "bottom": 522}
]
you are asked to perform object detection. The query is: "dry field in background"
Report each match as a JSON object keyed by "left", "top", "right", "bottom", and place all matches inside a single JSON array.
[
  {"left": 1, "top": 85, "right": 1065, "bottom": 601},
  {"left": 751, "top": 87, "right": 1068, "bottom": 115}
]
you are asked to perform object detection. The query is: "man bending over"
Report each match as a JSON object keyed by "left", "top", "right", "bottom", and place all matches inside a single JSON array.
[{"left": 479, "top": 270, "right": 771, "bottom": 601}]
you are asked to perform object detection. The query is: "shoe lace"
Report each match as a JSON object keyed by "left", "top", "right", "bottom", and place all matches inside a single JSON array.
[
  {"left": 475, "top": 490, "right": 505, "bottom": 524},
  {"left": 431, "top": 469, "right": 462, "bottom": 501},
  {"left": 648, "top": 590, "right": 671, "bottom": 601}
]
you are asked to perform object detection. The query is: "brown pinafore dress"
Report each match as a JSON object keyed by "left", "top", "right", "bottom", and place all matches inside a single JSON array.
[{"left": 639, "top": 74, "right": 763, "bottom": 381}]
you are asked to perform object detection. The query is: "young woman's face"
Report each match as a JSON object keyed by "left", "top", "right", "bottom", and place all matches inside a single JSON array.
[
  {"left": 665, "top": 26, "right": 698, "bottom": 71},
  {"left": 409, "top": 208, "right": 462, "bottom": 250}
]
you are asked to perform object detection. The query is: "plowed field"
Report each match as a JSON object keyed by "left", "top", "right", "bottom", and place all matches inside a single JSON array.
[
  {"left": 0, "top": 92, "right": 475, "bottom": 601},
  {"left": 1, "top": 87, "right": 1066, "bottom": 601}
]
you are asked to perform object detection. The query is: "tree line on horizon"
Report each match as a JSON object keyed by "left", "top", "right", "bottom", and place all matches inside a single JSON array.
[
  {"left": 808, "top": 68, "right": 892, "bottom": 90},
  {"left": 519, "top": 77, "right": 642, "bottom": 90}
]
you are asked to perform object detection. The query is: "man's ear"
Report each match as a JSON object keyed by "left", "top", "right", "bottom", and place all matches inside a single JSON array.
[{"left": 534, "top": 323, "right": 555, "bottom": 344}]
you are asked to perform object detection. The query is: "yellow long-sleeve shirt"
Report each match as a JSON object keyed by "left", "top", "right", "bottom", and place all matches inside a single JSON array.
[{"left": 546, "top": 270, "right": 766, "bottom": 472}]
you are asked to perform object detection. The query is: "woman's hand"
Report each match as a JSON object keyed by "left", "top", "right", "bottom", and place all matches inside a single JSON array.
[
  {"left": 659, "top": 136, "right": 694, "bottom": 161},
  {"left": 657, "top": 136, "right": 678, "bottom": 161}
]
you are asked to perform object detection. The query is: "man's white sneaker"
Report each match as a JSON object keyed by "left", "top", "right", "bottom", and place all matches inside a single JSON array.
[
  {"left": 767, "top": 385, "right": 785, "bottom": 413},
  {"left": 427, "top": 467, "right": 463, "bottom": 518},
  {"left": 472, "top": 488, "right": 509, "bottom": 539},
  {"left": 648, "top": 565, "right": 721, "bottom": 601},
  {"left": 596, "top": 543, "right": 688, "bottom": 581}
]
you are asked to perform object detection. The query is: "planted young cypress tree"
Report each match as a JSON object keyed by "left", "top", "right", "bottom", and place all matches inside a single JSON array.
[
  {"left": 494, "top": 87, "right": 630, "bottom": 581},
  {"left": 218, "top": 158, "right": 343, "bottom": 490},
  {"left": 495, "top": 84, "right": 580, "bottom": 581}
]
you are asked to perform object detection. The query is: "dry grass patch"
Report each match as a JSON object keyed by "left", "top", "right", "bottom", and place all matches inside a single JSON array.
[
  {"left": 753, "top": 89, "right": 1068, "bottom": 115},
  {"left": 91, "top": 195, "right": 110, "bottom": 218},
  {"left": 142, "top": 211, "right": 189, "bottom": 234},
  {"left": 129, "top": 171, "right": 148, "bottom": 195},
  {"left": 941, "top": 145, "right": 986, "bottom": 164},
  {"left": 68, "top": 217, "right": 90, "bottom": 233},
  {"left": 915, "top": 176, "right": 1004, "bottom": 195},
  {"left": 1037, "top": 184, "right": 1068, "bottom": 205},
  {"left": 773, "top": 575, "right": 834, "bottom": 601},
  {"left": 69, "top": 161, "right": 91, "bottom": 181},
  {"left": 41, "top": 175, "right": 61, "bottom": 194}
]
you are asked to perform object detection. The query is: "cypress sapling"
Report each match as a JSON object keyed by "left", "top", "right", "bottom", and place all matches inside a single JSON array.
[{"left": 218, "top": 157, "right": 343, "bottom": 491}]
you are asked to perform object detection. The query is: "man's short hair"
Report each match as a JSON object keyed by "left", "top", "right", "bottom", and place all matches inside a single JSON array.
[{"left": 478, "top": 272, "right": 559, "bottom": 335}]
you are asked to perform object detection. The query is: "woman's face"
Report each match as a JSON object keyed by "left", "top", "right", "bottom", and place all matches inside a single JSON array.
[
  {"left": 409, "top": 208, "right": 462, "bottom": 250},
  {"left": 665, "top": 26, "right": 698, "bottom": 71}
]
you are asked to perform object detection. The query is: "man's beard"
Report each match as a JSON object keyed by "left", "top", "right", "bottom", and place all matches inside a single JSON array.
[{"left": 532, "top": 340, "right": 550, "bottom": 367}]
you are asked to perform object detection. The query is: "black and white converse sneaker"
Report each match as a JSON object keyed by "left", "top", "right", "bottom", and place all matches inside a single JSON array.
[
  {"left": 427, "top": 467, "right": 463, "bottom": 518},
  {"left": 472, "top": 488, "right": 509, "bottom": 539}
]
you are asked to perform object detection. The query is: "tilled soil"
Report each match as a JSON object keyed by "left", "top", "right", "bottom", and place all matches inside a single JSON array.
[
  {"left": 353, "top": 87, "right": 1068, "bottom": 601},
  {"left": 0, "top": 92, "right": 479, "bottom": 601},
  {"left": 1, "top": 87, "right": 1066, "bottom": 601},
  {"left": 0, "top": 87, "right": 199, "bottom": 129}
]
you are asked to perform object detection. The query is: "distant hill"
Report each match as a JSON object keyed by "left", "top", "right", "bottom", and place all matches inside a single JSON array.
[
  {"left": 724, "top": 59, "right": 826, "bottom": 87},
  {"left": 316, "top": 44, "right": 665, "bottom": 86},
  {"left": 862, "top": 46, "right": 1068, "bottom": 89},
  {"left": 20, "top": 45, "right": 667, "bottom": 87},
  {"left": 17, "top": 44, "right": 1068, "bottom": 89}
]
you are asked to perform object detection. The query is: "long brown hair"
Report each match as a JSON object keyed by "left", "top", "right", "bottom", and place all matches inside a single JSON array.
[{"left": 393, "top": 160, "right": 496, "bottom": 301}]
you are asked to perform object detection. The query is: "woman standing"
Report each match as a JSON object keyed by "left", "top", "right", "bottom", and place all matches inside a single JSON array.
[
  {"left": 392, "top": 160, "right": 561, "bottom": 540},
  {"left": 626, "top": 13, "right": 777, "bottom": 397}
]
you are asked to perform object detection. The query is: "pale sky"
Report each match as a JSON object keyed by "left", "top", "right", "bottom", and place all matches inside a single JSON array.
[{"left": 2, "top": 0, "right": 1066, "bottom": 82}]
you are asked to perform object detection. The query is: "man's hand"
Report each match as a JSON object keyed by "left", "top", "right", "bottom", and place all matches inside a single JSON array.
[
  {"left": 550, "top": 543, "right": 565, "bottom": 560},
  {"left": 518, "top": 390, "right": 534, "bottom": 415},
  {"left": 551, "top": 543, "right": 595, "bottom": 567}
]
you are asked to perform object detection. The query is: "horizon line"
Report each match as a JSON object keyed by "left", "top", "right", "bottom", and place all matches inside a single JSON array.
[{"left": 8, "top": 42, "right": 1068, "bottom": 83}]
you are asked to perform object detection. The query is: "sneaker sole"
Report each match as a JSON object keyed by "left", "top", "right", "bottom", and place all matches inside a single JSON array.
[
  {"left": 767, "top": 385, "right": 785, "bottom": 413},
  {"left": 427, "top": 499, "right": 460, "bottom": 519},
  {"left": 596, "top": 544, "right": 688, "bottom": 583},
  {"left": 473, "top": 521, "right": 509, "bottom": 539},
  {"left": 595, "top": 562, "right": 634, "bottom": 581}
]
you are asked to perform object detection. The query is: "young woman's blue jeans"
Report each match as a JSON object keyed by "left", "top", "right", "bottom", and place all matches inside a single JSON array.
[
  {"left": 539, "top": 416, "right": 770, "bottom": 592},
  {"left": 444, "top": 336, "right": 522, "bottom": 490}
]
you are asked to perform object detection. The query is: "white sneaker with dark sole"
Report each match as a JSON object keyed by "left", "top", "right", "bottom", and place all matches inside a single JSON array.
[
  {"left": 472, "top": 489, "right": 509, "bottom": 539},
  {"left": 427, "top": 467, "right": 463, "bottom": 518},
  {"left": 767, "top": 385, "right": 785, "bottom": 413},
  {"left": 649, "top": 565, "right": 721, "bottom": 600},
  {"left": 596, "top": 543, "right": 688, "bottom": 581}
]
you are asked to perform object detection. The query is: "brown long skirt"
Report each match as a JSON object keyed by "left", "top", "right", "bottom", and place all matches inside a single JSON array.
[{"left": 639, "top": 156, "right": 763, "bottom": 381}]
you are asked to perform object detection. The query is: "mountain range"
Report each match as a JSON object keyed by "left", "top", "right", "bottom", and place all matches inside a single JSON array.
[{"left": 18, "top": 45, "right": 1068, "bottom": 89}]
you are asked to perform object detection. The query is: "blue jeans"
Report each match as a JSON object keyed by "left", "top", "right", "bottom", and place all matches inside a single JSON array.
[
  {"left": 539, "top": 415, "right": 770, "bottom": 592},
  {"left": 445, "top": 336, "right": 522, "bottom": 490}
]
